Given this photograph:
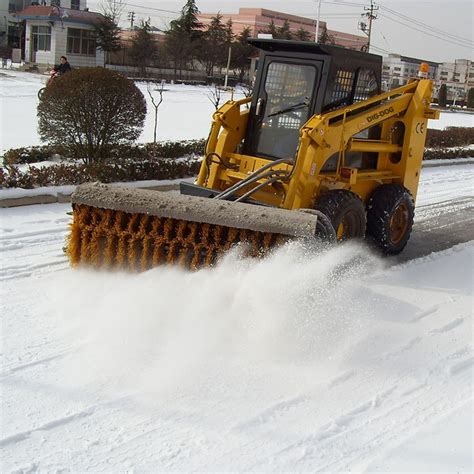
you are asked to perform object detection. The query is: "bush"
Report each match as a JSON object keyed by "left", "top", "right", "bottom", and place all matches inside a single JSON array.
[
  {"left": 0, "top": 157, "right": 201, "bottom": 189},
  {"left": 2, "top": 139, "right": 206, "bottom": 166},
  {"left": 425, "top": 127, "right": 474, "bottom": 148},
  {"left": 423, "top": 147, "right": 474, "bottom": 160},
  {"left": 37, "top": 68, "right": 147, "bottom": 163},
  {"left": 2, "top": 145, "right": 67, "bottom": 166}
]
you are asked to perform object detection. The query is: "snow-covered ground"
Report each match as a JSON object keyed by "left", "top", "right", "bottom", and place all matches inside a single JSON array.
[
  {"left": 1, "top": 70, "right": 473, "bottom": 152},
  {"left": 1, "top": 161, "right": 473, "bottom": 472},
  {"left": 1, "top": 69, "right": 473, "bottom": 472},
  {"left": 0, "top": 70, "right": 237, "bottom": 152}
]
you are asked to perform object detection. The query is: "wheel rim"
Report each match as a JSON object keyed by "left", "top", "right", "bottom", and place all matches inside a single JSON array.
[
  {"left": 336, "top": 216, "right": 350, "bottom": 240},
  {"left": 389, "top": 203, "right": 409, "bottom": 244}
]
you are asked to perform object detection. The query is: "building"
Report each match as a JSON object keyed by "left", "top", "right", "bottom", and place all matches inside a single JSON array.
[
  {"left": 197, "top": 8, "right": 368, "bottom": 51},
  {"left": 14, "top": 0, "right": 104, "bottom": 67},
  {"left": 436, "top": 59, "right": 474, "bottom": 102},
  {"left": 382, "top": 54, "right": 439, "bottom": 89},
  {"left": 382, "top": 53, "right": 474, "bottom": 103}
]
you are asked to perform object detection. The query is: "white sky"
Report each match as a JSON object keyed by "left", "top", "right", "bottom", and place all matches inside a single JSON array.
[{"left": 88, "top": 0, "right": 473, "bottom": 63}]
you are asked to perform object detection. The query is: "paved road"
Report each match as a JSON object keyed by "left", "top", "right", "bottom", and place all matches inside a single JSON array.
[{"left": 394, "top": 197, "right": 474, "bottom": 263}]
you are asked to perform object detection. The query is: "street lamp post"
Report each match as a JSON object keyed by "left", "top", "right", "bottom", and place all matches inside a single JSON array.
[{"left": 315, "top": 0, "right": 322, "bottom": 42}]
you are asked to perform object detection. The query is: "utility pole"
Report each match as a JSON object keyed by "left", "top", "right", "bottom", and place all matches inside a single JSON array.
[
  {"left": 358, "top": 0, "right": 378, "bottom": 52},
  {"left": 315, "top": 0, "right": 322, "bottom": 42},
  {"left": 128, "top": 11, "right": 135, "bottom": 31}
]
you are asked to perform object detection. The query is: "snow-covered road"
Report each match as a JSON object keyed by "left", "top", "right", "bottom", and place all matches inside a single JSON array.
[{"left": 1, "top": 163, "right": 473, "bottom": 472}]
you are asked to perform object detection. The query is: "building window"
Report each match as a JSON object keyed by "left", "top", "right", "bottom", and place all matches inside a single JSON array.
[
  {"left": 71, "top": 0, "right": 80, "bottom": 9},
  {"left": 67, "top": 28, "right": 96, "bottom": 56},
  {"left": 394, "top": 67, "right": 401, "bottom": 71},
  {"left": 32, "top": 26, "right": 51, "bottom": 51},
  {"left": 51, "top": 0, "right": 61, "bottom": 6}
]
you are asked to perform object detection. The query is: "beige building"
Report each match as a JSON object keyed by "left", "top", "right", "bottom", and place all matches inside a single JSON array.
[
  {"left": 436, "top": 59, "right": 474, "bottom": 102},
  {"left": 14, "top": 0, "right": 104, "bottom": 67},
  {"left": 197, "top": 8, "right": 367, "bottom": 51}
]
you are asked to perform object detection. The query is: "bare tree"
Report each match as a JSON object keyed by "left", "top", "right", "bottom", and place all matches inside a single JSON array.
[
  {"left": 207, "top": 83, "right": 222, "bottom": 110},
  {"left": 146, "top": 81, "right": 165, "bottom": 143},
  {"left": 101, "top": 0, "right": 127, "bottom": 23}
]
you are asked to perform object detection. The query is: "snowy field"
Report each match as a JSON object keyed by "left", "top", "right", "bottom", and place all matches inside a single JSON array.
[
  {"left": 1, "top": 162, "right": 473, "bottom": 472},
  {"left": 1, "top": 69, "right": 473, "bottom": 472},
  {"left": 1, "top": 70, "right": 473, "bottom": 152}
]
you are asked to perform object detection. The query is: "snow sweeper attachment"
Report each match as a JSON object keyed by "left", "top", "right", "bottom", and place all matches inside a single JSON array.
[
  {"left": 67, "top": 39, "right": 439, "bottom": 271},
  {"left": 67, "top": 183, "right": 331, "bottom": 270}
]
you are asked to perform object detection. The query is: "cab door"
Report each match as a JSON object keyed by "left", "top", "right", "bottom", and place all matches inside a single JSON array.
[{"left": 245, "top": 59, "right": 322, "bottom": 161}]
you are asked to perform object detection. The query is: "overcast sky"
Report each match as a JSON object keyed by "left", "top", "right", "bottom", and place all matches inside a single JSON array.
[{"left": 88, "top": 0, "right": 473, "bottom": 62}]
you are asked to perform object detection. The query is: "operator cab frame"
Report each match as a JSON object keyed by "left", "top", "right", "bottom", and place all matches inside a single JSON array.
[{"left": 244, "top": 39, "right": 383, "bottom": 162}]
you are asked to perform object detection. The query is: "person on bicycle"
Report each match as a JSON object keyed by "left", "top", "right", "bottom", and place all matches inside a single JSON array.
[{"left": 54, "top": 56, "right": 71, "bottom": 75}]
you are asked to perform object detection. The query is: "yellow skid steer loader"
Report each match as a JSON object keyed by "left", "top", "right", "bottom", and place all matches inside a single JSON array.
[{"left": 68, "top": 39, "right": 439, "bottom": 270}]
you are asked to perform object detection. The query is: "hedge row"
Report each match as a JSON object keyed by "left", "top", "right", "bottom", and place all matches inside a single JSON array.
[
  {"left": 423, "top": 146, "right": 474, "bottom": 160},
  {"left": 3, "top": 129, "right": 472, "bottom": 166},
  {"left": 0, "top": 157, "right": 201, "bottom": 189},
  {"left": 2, "top": 139, "right": 207, "bottom": 166},
  {"left": 425, "top": 127, "right": 474, "bottom": 148}
]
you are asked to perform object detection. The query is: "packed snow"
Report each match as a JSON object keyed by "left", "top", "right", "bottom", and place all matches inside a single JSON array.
[
  {"left": 1, "top": 69, "right": 473, "bottom": 472},
  {"left": 1, "top": 161, "right": 473, "bottom": 472},
  {"left": 1, "top": 70, "right": 473, "bottom": 153}
]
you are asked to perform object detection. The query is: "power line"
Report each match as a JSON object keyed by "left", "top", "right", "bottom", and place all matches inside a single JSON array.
[
  {"left": 377, "top": 4, "right": 473, "bottom": 46},
  {"left": 378, "top": 12, "right": 473, "bottom": 50}
]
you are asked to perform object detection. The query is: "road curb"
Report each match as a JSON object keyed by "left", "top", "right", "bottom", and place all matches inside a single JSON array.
[{"left": 0, "top": 183, "right": 181, "bottom": 208}]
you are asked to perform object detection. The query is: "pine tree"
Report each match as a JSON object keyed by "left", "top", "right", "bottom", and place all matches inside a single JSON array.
[
  {"left": 318, "top": 24, "right": 335, "bottom": 44},
  {"left": 232, "top": 27, "right": 256, "bottom": 83},
  {"left": 277, "top": 20, "right": 292, "bottom": 40},
  {"left": 165, "top": 0, "right": 202, "bottom": 77},
  {"left": 198, "top": 13, "right": 228, "bottom": 77},
  {"left": 467, "top": 87, "right": 474, "bottom": 108},
  {"left": 294, "top": 27, "right": 311, "bottom": 42},
  {"left": 129, "top": 20, "right": 157, "bottom": 77},
  {"left": 93, "top": 14, "right": 122, "bottom": 66},
  {"left": 438, "top": 83, "right": 448, "bottom": 107}
]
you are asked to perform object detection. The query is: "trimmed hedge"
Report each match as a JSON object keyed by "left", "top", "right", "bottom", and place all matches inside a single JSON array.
[
  {"left": 2, "top": 139, "right": 207, "bottom": 166},
  {"left": 1, "top": 157, "right": 201, "bottom": 189},
  {"left": 425, "top": 127, "right": 474, "bottom": 148}
]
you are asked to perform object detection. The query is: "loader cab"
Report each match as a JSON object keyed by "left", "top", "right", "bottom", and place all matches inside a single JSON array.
[{"left": 244, "top": 39, "right": 383, "bottom": 162}]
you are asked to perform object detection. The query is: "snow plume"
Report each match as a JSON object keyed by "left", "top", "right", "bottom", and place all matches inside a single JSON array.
[{"left": 49, "top": 242, "right": 384, "bottom": 398}]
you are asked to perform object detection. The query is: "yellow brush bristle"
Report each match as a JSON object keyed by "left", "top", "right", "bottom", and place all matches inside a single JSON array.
[{"left": 66, "top": 204, "right": 285, "bottom": 271}]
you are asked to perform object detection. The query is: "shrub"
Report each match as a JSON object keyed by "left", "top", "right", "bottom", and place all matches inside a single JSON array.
[
  {"left": 37, "top": 68, "right": 147, "bottom": 163},
  {"left": 468, "top": 88, "right": 474, "bottom": 109},
  {"left": 0, "top": 157, "right": 201, "bottom": 189},
  {"left": 2, "top": 139, "right": 206, "bottom": 165},
  {"left": 2, "top": 145, "right": 67, "bottom": 166},
  {"left": 425, "top": 127, "right": 474, "bottom": 148}
]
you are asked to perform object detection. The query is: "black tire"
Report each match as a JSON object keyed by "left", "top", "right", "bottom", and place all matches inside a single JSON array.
[
  {"left": 315, "top": 190, "right": 366, "bottom": 241},
  {"left": 366, "top": 184, "right": 414, "bottom": 255},
  {"left": 298, "top": 209, "right": 337, "bottom": 243},
  {"left": 38, "top": 87, "right": 46, "bottom": 100}
]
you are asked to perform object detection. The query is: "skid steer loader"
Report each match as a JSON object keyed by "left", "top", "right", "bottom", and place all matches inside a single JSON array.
[{"left": 68, "top": 39, "right": 439, "bottom": 271}]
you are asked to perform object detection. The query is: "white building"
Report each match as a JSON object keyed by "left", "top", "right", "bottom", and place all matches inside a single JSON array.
[
  {"left": 436, "top": 59, "right": 474, "bottom": 102},
  {"left": 382, "top": 54, "right": 438, "bottom": 89},
  {"left": 15, "top": 0, "right": 104, "bottom": 68}
]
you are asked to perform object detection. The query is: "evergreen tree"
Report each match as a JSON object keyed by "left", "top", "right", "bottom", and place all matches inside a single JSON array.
[
  {"left": 318, "top": 24, "right": 335, "bottom": 44},
  {"left": 294, "top": 27, "right": 311, "bottom": 42},
  {"left": 277, "top": 20, "right": 292, "bottom": 40},
  {"left": 259, "top": 20, "right": 278, "bottom": 38},
  {"left": 467, "top": 87, "right": 474, "bottom": 108},
  {"left": 165, "top": 0, "right": 202, "bottom": 77},
  {"left": 198, "top": 13, "right": 228, "bottom": 77},
  {"left": 93, "top": 14, "right": 122, "bottom": 66},
  {"left": 232, "top": 27, "right": 256, "bottom": 83},
  {"left": 129, "top": 20, "right": 157, "bottom": 77},
  {"left": 438, "top": 83, "right": 448, "bottom": 107}
]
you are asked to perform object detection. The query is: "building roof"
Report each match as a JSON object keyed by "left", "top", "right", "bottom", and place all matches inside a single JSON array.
[{"left": 15, "top": 5, "right": 103, "bottom": 25}]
